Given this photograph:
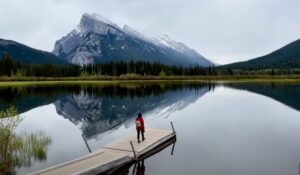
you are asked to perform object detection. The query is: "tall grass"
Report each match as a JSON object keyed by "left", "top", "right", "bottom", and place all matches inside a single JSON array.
[{"left": 0, "top": 107, "right": 52, "bottom": 174}]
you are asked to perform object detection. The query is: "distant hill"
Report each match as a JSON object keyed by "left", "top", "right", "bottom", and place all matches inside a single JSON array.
[
  {"left": 53, "top": 13, "right": 214, "bottom": 67},
  {"left": 0, "top": 38, "right": 67, "bottom": 64},
  {"left": 223, "top": 39, "right": 300, "bottom": 69}
]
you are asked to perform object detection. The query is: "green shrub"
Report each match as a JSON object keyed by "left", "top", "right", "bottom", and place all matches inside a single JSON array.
[{"left": 159, "top": 70, "right": 166, "bottom": 77}]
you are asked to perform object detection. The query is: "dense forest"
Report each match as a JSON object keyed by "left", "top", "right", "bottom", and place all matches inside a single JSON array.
[{"left": 0, "top": 54, "right": 299, "bottom": 77}]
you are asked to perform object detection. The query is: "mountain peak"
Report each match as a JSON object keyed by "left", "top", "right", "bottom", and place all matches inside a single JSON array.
[
  {"left": 81, "top": 13, "right": 120, "bottom": 29},
  {"left": 75, "top": 13, "right": 122, "bottom": 38},
  {"left": 53, "top": 13, "right": 214, "bottom": 66}
]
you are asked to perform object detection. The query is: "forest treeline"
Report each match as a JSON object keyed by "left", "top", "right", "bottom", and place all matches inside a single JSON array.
[{"left": 0, "top": 54, "right": 299, "bottom": 77}]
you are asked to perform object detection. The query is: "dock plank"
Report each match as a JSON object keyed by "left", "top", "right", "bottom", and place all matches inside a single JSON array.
[
  {"left": 31, "top": 128, "right": 175, "bottom": 175},
  {"left": 102, "top": 129, "right": 173, "bottom": 153}
]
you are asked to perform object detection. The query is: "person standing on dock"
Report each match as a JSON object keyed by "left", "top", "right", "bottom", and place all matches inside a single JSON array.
[{"left": 136, "top": 112, "right": 145, "bottom": 143}]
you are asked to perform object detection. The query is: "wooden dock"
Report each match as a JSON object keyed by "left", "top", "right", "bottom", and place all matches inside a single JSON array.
[{"left": 31, "top": 128, "right": 176, "bottom": 175}]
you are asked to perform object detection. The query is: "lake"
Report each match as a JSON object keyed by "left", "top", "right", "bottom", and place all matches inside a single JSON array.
[{"left": 0, "top": 81, "right": 299, "bottom": 175}]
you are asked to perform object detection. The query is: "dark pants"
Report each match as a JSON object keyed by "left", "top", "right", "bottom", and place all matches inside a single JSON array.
[{"left": 137, "top": 129, "right": 145, "bottom": 141}]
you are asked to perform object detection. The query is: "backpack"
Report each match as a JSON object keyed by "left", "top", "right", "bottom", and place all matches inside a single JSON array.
[{"left": 135, "top": 120, "right": 141, "bottom": 127}]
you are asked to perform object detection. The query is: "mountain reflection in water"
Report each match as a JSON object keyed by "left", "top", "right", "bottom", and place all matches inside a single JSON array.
[
  {"left": 228, "top": 82, "right": 300, "bottom": 111},
  {"left": 0, "top": 82, "right": 215, "bottom": 138},
  {"left": 0, "top": 82, "right": 299, "bottom": 139},
  {"left": 54, "top": 83, "right": 213, "bottom": 138}
]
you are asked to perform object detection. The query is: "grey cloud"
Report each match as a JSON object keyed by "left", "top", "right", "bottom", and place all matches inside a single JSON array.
[{"left": 0, "top": 0, "right": 299, "bottom": 64}]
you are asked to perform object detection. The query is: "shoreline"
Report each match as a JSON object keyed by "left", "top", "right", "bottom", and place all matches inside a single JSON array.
[{"left": 0, "top": 75, "right": 299, "bottom": 87}]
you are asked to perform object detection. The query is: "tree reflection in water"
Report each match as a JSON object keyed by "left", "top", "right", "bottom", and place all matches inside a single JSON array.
[{"left": 0, "top": 107, "right": 52, "bottom": 175}]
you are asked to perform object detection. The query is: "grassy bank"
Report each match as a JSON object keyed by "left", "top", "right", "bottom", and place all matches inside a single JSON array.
[
  {"left": 0, "top": 75, "right": 299, "bottom": 87},
  {"left": 0, "top": 74, "right": 300, "bottom": 81}
]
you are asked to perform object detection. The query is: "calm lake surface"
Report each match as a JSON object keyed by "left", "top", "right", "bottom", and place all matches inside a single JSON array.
[{"left": 0, "top": 81, "right": 299, "bottom": 175}]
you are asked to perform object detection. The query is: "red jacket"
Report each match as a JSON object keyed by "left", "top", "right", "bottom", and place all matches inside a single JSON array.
[{"left": 136, "top": 117, "right": 145, "bottom": 131}]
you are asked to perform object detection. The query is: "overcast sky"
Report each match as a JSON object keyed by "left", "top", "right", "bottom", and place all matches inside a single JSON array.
[{"left": 0, "top": 0, "right": 299, "bottom": 64}]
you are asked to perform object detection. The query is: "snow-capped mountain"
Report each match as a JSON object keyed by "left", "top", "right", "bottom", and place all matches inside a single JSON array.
[{"left": 53, "top": 13, "right": 214, "bottom": 66}]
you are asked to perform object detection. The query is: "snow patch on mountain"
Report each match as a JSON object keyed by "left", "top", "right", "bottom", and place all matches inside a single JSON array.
[
  {"left": 123, "top": 25, "right": 155, "bottom": 44},
  {"left": 122, "top": 25, "right": 208, "bottom": 62},
  {"left": 82, "top": 13, "right": 120, "bottom": 29}
]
